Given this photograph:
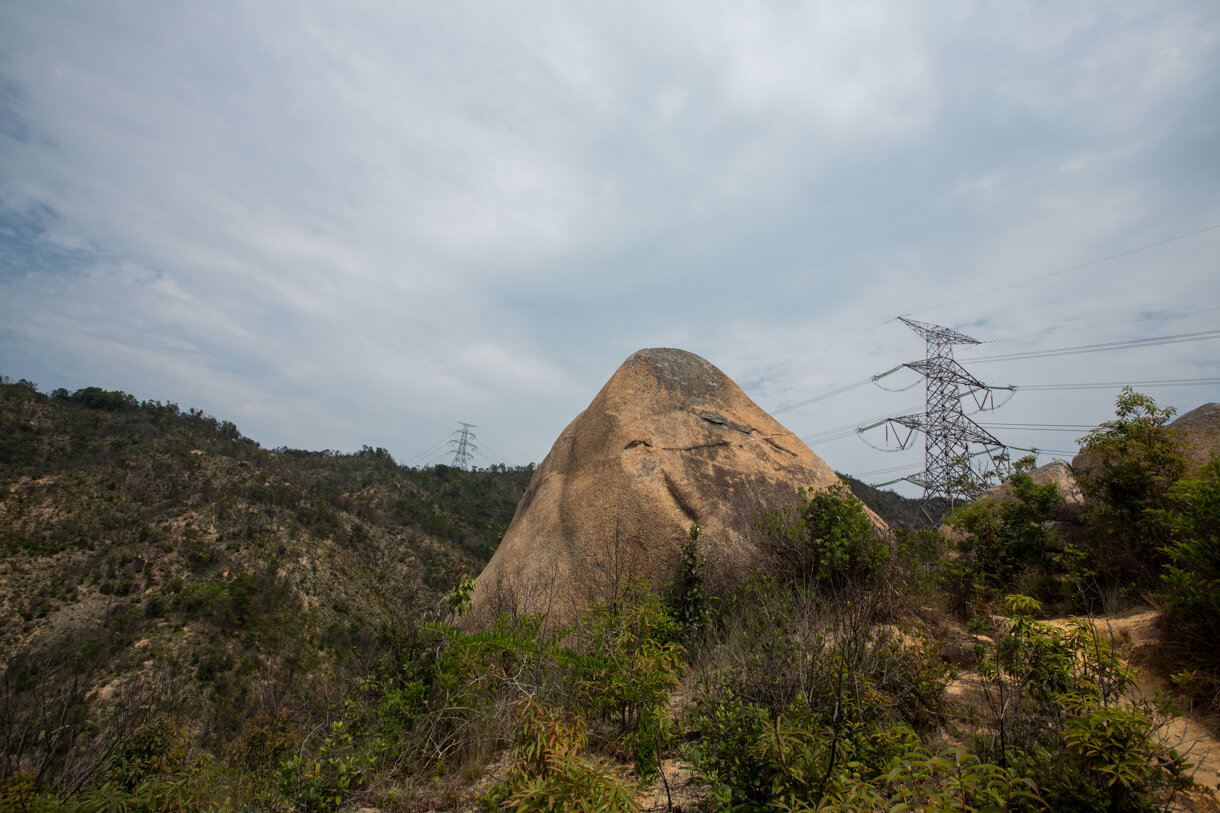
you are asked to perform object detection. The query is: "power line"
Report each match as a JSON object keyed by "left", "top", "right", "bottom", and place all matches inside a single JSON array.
[
  {"left": 405, "top": 436, "right": 455, "bottom": 466},
  {"left": 1014, "top": 377, "right": 1220, "bottom": 391},
  {"left": 906, "top": 222, "right": 1220, "bottom": 318},
  {"left": 978, "top": 423, "right": 1095, "bottom": 432},
  {"left": 772, "top": 376, "right": 874, "bottom": 415},
  {"left": 964, "top": 329, "right": 1220, "bottom": 363},
  {"left": 756, "top": 225, "right": 1217, "bottom": 407},
  {"left": 1032, "top": 306, "right": 1220, "bottom": 341}
]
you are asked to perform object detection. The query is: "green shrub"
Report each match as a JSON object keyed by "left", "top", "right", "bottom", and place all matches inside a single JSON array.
[
  {"left": 942, "top": 458, "right": 1065, "bottom": 616},
  {"left": 688, "top": 574, "right": 948, "bottom": 809},
  {"left": 1075, "top": 387, "right": 1188, "bottom": 590},
  {"left": 968, "top": 595, "right": 1190, "bottom": 810},
  {"left": 884, "top": 747, "right": 1042, "bottom": 811},
  {"left": 668, "top": 523, "right": 709, "bottom": 647},
  {"left": 482, "top": 696, "right": 639, "bottom": 812},
  {"left": 276, "top": 720, "right": 374, "bottom": 812},
  {"left": 575, "top": 580, "right": 684, "bottom": 777},
  {"left": 755, "top": 483, "right": 887, "bottom": 591},
  {"left": 1155, "top": 458, "right": 1220, "bottom": 662}
]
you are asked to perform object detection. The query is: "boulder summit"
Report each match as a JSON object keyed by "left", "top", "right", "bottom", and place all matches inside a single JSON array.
[{"left": 469, "top": 348, "right": 883, "bottom": 626}]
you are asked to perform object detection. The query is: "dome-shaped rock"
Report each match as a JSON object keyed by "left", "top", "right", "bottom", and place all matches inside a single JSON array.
[
  {"left": 468, "top": 348, "right": 885, "bottom": 627},
  {"left": 1170, "top": 402, "right": 1220, "bottom": 468}
]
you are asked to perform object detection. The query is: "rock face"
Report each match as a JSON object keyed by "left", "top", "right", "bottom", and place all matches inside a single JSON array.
[
  {"left": 1170, "top": 402, "right": 1220, "bottom": 469},
  {"left": 469, "top": 348, "right": 883, "bottom": 627}
]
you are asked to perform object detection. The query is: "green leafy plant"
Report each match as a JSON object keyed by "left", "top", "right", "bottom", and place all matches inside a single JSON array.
[
  {"left": 668, "top": 523, "right": 709, "bottom": 646},
  {"left": 942, "top": 457, "right": 1065, "bottom": 617},
  {"left": 1155, "top": 458, "right": 1220, "bottom": 662},
  {"left": 1075, "top": 387, "right": 1188, "bottom": 590},
  {"left": 576, "top": 580, "right": 684, "bottom": 778},
  {"left": 969, "top": 595, "right": 1189, "bottom": 810},
  {"left": 755, "top": 483, "right": 887, "bottom": 592},
  {"left": 482, "top": 696, "right": 638, "bottom": 812}
]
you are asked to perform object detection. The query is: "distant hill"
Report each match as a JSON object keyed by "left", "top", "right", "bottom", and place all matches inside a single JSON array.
[
  {"left": 838, "top": 472, "right": 951, "bottom": 528},
  {"left": 0, "top": 379, "right": 530, "bottom": 760}
]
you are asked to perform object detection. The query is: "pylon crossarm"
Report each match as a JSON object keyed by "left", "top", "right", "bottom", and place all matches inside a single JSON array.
[{"left": 897, "top": 316, "right": 982, "bottom": 346}]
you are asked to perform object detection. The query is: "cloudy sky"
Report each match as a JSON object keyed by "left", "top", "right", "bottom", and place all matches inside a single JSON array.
[{"left": 2, "top": 2, "right": 1218, "bottom": 493}]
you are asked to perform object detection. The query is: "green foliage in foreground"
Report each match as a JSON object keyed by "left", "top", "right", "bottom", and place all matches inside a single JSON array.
[
  {"left": 1155, "top": 458, "right": 1220, "bottom": 663},
  {"left": 686, "top": 592, "right": 1189, "bottom": 812},
  {"left": 2, "top": 378, "right": 1214, "bottom": 811}
]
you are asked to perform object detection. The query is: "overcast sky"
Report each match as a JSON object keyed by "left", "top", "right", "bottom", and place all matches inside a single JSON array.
[{"left": 2, "top": 2, "right": 1218, "bottom": 494}]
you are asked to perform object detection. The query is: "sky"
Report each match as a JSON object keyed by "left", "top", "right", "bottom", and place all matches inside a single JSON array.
[{"left": 2, "top": 2, "right": 1218, "bottom": 495}]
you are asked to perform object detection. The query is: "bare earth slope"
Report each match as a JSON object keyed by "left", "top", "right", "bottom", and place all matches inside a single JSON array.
[{"left": 469, "top": 347, "right": 885, "bottom": 627}]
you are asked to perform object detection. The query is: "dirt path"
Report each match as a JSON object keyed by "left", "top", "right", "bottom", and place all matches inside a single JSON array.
[{"left": 1077, "top": 609, "right": 1220, "bottom": 791}]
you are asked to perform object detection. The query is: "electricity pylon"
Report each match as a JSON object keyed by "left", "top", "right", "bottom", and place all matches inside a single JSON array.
[
  {"left": 448, "top": 422, "right": 477, "bottom": 470},
  {"left": 859, "top": 317, "right": 1014, "bottom": 521}
]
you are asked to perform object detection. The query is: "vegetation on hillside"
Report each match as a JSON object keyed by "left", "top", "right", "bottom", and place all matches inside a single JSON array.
[
  {"left": 0, "top": 378, "right": 532, "bottom": 808},
  {"left": 839, "top": 473, "right": 951, "bottom": 529},
  {"left": 1, "top": 378, "right": 1216, "bottom": 810}
]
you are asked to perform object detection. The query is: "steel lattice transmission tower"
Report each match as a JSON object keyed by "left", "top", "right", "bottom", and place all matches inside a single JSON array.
[
  {"left": 860, "top": 317, "right": 1013, "bottom": 517},
  {"left": 448, "top": 422, "right": 478, "bottom": 470}
]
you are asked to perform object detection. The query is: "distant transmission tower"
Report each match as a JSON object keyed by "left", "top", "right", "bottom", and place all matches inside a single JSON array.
[
  {"left": 860, "top": 317, "right": 1014, "bottom": 520},
  {"left": 448, "top": 422, "right": 478, "bottom": 470}
]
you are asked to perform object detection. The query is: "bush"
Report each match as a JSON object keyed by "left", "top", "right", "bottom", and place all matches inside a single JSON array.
[
  {"left": 1155, "top": 458, "right": 1220, "bottom": 663},
  {"left": 482, "top": 696, "right": 639, "bottom": 812},
  {"left": 667, "top": 523, "right": 709, "bottom": 647},
  {"left": 755, "top": 483, "right": 887, "bottom": 592},
  {"left": 575, "top": 580, "right": 684, "bottom": 777},
  {"left": 942, "top": 457, "right": 1065, "bottom": 617},
  {"left": 687, "top": 573, "right": 948, "bottom": 809},
  {"left": 967, "top": 595, "right": 1190, "bottom": 810},
  {"left": 1075, "top": 387, "right": 1188, "bottom": 590}
]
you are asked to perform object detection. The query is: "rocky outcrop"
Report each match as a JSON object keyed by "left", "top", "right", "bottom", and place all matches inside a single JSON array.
[
  {"left": 468, "top": 348, "right": 885, "bottom": 627},
  {"left": 1169, "top": 402, "right": 1220, "bottom": 469},
  {"left": 1072, "top": 402, "right": 1220, "bottom": 481},
  {"left": 981, "top": 459, "right": 1084, "bottom": 521}
]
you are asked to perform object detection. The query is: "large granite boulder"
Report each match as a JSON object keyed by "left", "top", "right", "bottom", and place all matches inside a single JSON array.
[
  {"left": 1170, "top": 402, "right": 1220, "bottom": 469},
  {"left": 468, "top": 348, "right": 885, "bottom": 627}
]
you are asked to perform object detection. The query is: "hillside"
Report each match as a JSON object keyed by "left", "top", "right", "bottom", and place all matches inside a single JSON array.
[
  {"left": 3, "top": 379, "right": 1218, "bottom": 811},
  {"left": 0, "top": 379, "right": 530, "bottom": 782},
  {"left": 838, "top": 472, "right": 950, "bottom": 528}
]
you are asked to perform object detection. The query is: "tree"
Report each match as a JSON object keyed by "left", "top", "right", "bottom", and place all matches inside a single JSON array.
[{"left": 1074, "top": 387, "right": 1187, "bottom": 590}]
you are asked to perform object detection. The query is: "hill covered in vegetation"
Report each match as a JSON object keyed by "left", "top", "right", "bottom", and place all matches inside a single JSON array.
[
  {"left": 2, "top": 378, "right": 1218, "bottom": 811},
  {"left": 0, "top": 378, "right": 532, "bottom": 802}
]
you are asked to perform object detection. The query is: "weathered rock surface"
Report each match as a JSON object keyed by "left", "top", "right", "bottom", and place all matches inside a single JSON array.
[
  {"left": 468, "top": 348, "right": 885, "bottom": 627},
  {"left": 1170, "top": 402, "right": 1220, "bottom": 469}
]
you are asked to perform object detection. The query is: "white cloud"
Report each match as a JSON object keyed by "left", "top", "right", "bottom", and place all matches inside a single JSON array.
[{"left": 1, "top": 0, "right": 1217, "bottom": 485}]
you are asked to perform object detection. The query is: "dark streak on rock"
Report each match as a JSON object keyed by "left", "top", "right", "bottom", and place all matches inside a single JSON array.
[
  {"left": 763, "top": 437, "right": 797, "bottom": 456},
  {"left": 662, "top": 469, "right": 699, "bottom": 524},
  {"left": 696, "top": 410, "right": 754, "bottom": 435},
  {"left": 660, "top": 441, "right": 733, "bottom": 452}
]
